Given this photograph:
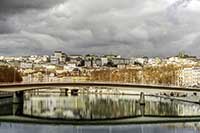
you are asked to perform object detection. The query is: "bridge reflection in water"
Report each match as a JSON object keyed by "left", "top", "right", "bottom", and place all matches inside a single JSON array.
[
  {"left": 22, "top": 89, "right": 200, "bottom": 120},
  {"left": 1, "top": 87, "right": 200, "bottom": 133},
  {"left": 0, "top": 87, "right": 200, "bottom": 119}
]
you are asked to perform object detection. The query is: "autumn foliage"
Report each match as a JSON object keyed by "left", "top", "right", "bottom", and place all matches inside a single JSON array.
[
  {"left": 0, "top": 66, "right": 22, "bottom": 83},
  {"left": 90, "top": 64, "right": 180, "bottom": 86}
]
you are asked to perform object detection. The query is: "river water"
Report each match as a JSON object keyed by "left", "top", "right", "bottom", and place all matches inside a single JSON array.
[
  {"left": 22, "top": 88, "right": 200, "bottom": 119},
  {"left": 0, "top": 122, "right": 199, "bottom": 133},
  {"left": 0, "top": 87, "right": 200, "bottom": 132}
]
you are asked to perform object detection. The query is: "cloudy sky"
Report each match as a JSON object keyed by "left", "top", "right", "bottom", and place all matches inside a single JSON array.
[{"left": 0, "top": 0, "right": 200, "bottom": 57}]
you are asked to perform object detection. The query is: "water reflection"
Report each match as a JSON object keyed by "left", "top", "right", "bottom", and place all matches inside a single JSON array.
[
  {"left": 145, "top": 97, "right": 200, "bottom": 116},
  {"left": 0, "top": 122, "right": 200, "bottom": 133},
  {"left": 0, "top": 97, "right": 12, "bottom": 116},
  {"left": 23, "top": 94, "right": 141, "bottom": 119},
  {"left": 22, "top": 88, "right": 200, "bottom": 120}
]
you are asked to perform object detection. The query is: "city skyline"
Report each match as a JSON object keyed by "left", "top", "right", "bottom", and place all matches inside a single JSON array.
[
  {"left": 0, "top": 50, "right": 197, "bottom": 59},
  {"left": 0, "top": 0, "right": 200, "bottom": 57},
  {"left": 0, "top": 0, "right": 200, "bottom": 131}
]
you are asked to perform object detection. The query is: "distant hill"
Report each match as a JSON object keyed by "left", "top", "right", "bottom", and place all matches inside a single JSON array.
[{"left": 0, "top": 66, "right": 22, "bottom": 83}]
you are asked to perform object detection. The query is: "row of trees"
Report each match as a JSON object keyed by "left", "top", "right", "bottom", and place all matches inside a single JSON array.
[
  {"left": 90, "top": 64, "right": 180, "bottom": 86},
  {"left": 0, "top": 66, "right": 22, "bottom": 83}
]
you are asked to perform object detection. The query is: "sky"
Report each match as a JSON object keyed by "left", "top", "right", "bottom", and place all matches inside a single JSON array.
[{"left": 0, "top": 0, "right": 200, "bottom": 57}]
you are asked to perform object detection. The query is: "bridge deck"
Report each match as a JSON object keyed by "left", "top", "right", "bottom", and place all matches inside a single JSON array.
[{"left": 0, "top": 82, "right": 199, "bottom": 92}]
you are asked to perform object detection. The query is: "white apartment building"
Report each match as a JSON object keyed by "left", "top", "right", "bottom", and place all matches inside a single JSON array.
[
  {"left": 20, "top": 62, "right": 33, "bottom": 69},
  {"left": 179, "top": 67, "right": 200, "bottom": 87},
  {"left": 51, "top": 51, "right": 66, "bottom": 64},
  {"left": 101, "top": 57, "right": 108, "bottom": 66}
]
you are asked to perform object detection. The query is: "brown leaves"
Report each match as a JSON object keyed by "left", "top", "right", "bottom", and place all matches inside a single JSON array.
[
  {"left": 0, "top": 65, "right": 22, "bottom": 83},
  {"left": 90, "top": 64, "right": 180, "bottom": 86}
]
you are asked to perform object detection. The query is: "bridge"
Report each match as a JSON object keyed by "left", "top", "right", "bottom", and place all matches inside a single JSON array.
[
  {"left": 0, "top": 82, "right": 200, "bottom": 125},
  {"left": 0, "top": 82, "right": 198, "bottom": 104},
  {"left": 0, "top": 82, "right": 199, "bottom": 92}
]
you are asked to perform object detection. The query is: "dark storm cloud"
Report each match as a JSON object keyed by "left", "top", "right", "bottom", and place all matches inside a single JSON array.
[
  {"left": 0, "top": 0, "right": 67, "bottom": 13},
  {"left": 0, "top": 20, "right": 13, "bottom": 34},
  {"left": 0, "top": 0, "right": 67, "bottom": 34},
  {"left": 0, "top": 0, "right": 200, "bottom": 57}
]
